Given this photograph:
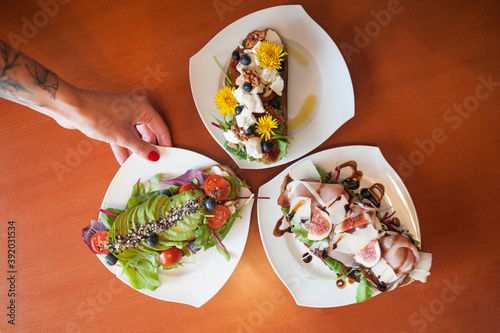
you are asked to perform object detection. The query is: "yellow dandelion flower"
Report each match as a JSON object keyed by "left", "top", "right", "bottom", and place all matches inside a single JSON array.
[
  {"left": 255, "top": 41, "right": 284, "bottom": 70},
  {"left": 214, "top": 86, "right": 238, "bottom": 116},
  {"left": 255, "top": 115, "right": 279, "bottom": 141}
]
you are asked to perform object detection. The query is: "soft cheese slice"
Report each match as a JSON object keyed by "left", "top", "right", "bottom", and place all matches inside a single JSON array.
[
  {"left": 409, "top": 252, "right": 432, "bottom": 282},
  {"left": 289, "top": 160, "right": 321, "bottom": 181}
]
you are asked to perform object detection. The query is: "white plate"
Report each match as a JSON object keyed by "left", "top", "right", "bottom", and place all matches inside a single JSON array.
[
  {"left": 189, "top": 5, "right": 354, "bottom": 169},
  {"left": 97, "top": 147, "right": 253, "bottom": 307},
  {"left": 257, "top": 146, "right": 420, "bottom": 307}
]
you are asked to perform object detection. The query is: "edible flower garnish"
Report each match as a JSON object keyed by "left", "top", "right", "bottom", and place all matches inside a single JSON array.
[
  {"left": 255, "top": 41, "right": 284, "bottom": 70},
  {"left": 255, "top": 115, "right": 278, "bottom": 141},
  {"left": 214, "top": 86, "right": 238, "bottom": 116}
]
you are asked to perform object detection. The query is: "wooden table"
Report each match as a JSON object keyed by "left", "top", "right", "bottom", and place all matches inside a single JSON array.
[{"left": 1, "top": 1, "right": 499, "bottom": 332}]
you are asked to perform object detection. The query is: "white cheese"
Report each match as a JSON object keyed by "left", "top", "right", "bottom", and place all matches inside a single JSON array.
[
  {"left": 260, "top": 67, "right": 277, "bottom": 84},
  {"left": 264, "top": 29, "right": 283, "bottom": 46},
  {"left": 409, "top": 252, "right": 432, "bottom": 283},
  {"left": 370, "top": 258, "right": 398, "bottom": 284},
  {"left": 333, "top": 224, "right": 379, "bottom": 254},
  {"left": 232, "top": 87, "right": 265, "bottom": 113},
  {"left": 206, "top": 166, "right": 230, "bottom": 177},
  {"left": 326, "top": 195, "right": 349, "bottom": 225},
  {"left": 236, "top": 106, "right": 256, "bottom": 130},
  {"left": 270, "top": 75, "right": 284, "bottom": 96},
  {"left": 245, "top": 136, "right": 263, "bottom": 159},
  {"left": 289, "top": 159, "right": 321, "bottom": 181},
  {"left": 223, "top": 130, "right": 240, "bottom": 144},
  {"left": 289, "top": 196, "right": 311, "bottom": 227}
]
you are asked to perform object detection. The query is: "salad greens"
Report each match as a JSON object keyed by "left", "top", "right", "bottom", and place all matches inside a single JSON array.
[{"left": 83, "top": 169, "right": 251, "bottom": 291}]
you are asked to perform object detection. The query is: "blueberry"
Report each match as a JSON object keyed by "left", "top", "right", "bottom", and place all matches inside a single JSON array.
[
  {"left": 262, "top": 141, "right": 274, "bottom": 153},
  {"left": 235, "top": 105, "right": 244, "bottom": 115},
  {"left": 243, "top": 82, "right": 253, "bottom": 92},
  {"left": 246, "top": 125, "right": 255, "bottom": 135},
  {"left": 188, "top": 240, "right": 201, "bottom": 252},
  {"left": 232, "top": 50, "right": 240, "bottom": 61},
  {"left": 146, "top": 234, "right": 159, "bottom": 247},
  {"left": 278, "top": 59, "right": 285, "bottom": 72},
  {"left": 270, "top": 97, "right": 281, "bottom": 109},
  {"left": 160, "top": 188, "right": 172, "bottom": 197},
  {"left": 205, "top": 197, "right": 217, "bottom": 210},
  {"left": 105, "top": 253, "right": 118, "bottom": 266},
  {"left": 240, "top": 54, "right": 251, "bottom": 65}
]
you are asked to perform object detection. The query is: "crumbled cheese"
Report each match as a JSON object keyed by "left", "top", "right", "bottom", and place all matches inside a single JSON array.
[
  {"left": 223, "top": 130, "right": 240, "bottom": 144},
  {"left": 236, "top": 106, "right": 256, "bottom": 130},
  {"left": 245, "top": 137, "right": 263, "bottom": 159}
]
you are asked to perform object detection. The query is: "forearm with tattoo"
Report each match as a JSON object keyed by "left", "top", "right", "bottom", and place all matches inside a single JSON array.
[{"left": 0, "top": 40, "right": 60, "bottom": 110}]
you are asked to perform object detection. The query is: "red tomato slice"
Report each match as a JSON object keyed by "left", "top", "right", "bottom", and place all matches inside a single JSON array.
[
  {"left": 91, "top": 231, "right": 110, "bottom": 254},
  {"left": 207, "top": 204, "right": 230, "bottom": 229},
  {"left": 158, "top": 247, "right": 183, "bottom": 266},
  {"left": 204, "top": 175, "right": 231, "bottom": 201},
  {"left": 179, "top": 182, "right": 197, "bottom": 193}
]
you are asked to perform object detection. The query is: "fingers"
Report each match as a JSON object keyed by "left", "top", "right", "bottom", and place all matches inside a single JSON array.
[
  {"left": 133, "top": 98, "right": 172, "bottom": 147},
  {"left": 110, "top": 143, "right": 130, "bottom": 165}
]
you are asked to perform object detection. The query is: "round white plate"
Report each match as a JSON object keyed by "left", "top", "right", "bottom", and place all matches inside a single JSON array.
[
  {"left": 97, "top": 147, "right": 253, "bottom": 307},
  {"left": 189, "top": 5, "right": 355, "bottom": 169},
  {"left": 257, "top": 145, "right": 420, "bottom": 307}
]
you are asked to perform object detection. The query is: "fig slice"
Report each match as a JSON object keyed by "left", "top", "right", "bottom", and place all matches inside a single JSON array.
[
  {"left": 334, "top": 212, "right": 371, "bottom": 234},
  {"left": 307, "top": 207, "right": 332, "bottom": 241},
  {"left": 354, "top": 239, "right": 381, "bottom": 268}
]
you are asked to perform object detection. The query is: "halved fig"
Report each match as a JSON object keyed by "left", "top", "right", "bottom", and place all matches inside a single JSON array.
[
  {"left": 307, "top": 207, "right": 332, "bottom": 241},
  {"left": 354, "top": 239, "right": 381, "bottom": 268},
  {"left": 334, "top": 212, "right": 371, "bottom": 234}
]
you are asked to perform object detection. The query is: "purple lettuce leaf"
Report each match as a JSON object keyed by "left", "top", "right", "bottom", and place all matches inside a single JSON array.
[
  {"left": 159, "top": 169, "right": 208, "bottom": 186},
  {"left": 82, "top": 219, "right": 109, "bottom": 254}
]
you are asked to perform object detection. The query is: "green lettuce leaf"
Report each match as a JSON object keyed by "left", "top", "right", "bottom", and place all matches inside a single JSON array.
[{"left": 355, "top": 276, "right": 373, "bottom": 303}]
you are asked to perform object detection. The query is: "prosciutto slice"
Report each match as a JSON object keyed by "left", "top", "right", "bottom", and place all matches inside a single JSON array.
[
  {"left": 278, "top": 180, "right": 346, "bottom": 209},
  {"left": 379, "top": 232, "right": 420, "bottom": 277}
]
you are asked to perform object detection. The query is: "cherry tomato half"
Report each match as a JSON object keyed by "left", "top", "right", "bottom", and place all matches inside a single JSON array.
[
  {"left": 91, "top": 231, "right": 110, "bottom": 254},
  {"left": 207, "top": 204, "right": 230, "bottom": 229},
  {"left": 158, "top": 247, "right": 183, "bottom": 266},
  {"left": 179, "top": 182, "right": 197, "bottom": 193},
  {"left": 204, "top": 175, "right": 231, "bottom": 201}
]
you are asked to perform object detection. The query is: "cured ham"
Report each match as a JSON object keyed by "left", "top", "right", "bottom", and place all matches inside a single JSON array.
[
  {"left": 379, "top": 232, "right": 420, "bottom": 278},
  {"left": 277, "top": 180, "right": 346, "bottom": 209}
]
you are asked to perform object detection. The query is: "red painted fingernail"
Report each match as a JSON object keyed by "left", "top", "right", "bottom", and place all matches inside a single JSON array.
[{"left": 147, "top": 151, "right": 160, "bottom": 162}]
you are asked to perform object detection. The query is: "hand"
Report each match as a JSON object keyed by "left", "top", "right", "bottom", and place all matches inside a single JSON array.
[{"left": 53, "top": 86, "right": 172, "bottom": 165}]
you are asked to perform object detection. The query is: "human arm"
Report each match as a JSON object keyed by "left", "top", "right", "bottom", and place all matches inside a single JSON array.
[{"left": 0, "top": 39, "right": 172, "bottom": 164}]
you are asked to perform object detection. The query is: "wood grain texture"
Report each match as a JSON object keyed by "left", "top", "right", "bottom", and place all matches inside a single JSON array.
[{"left": 1, "top": 0, "right": 499, "bottom": 332}]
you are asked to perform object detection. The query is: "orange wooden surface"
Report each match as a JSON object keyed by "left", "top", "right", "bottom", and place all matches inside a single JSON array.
[{"left": 1, "top": 1, "right": 499, "bottom": 332}]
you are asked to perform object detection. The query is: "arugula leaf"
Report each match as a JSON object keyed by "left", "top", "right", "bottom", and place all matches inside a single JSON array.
[
  {"left": 224, "top": 176, "right": 251, "bottom": 200},
  {"left": 224, "top": 141, "right": 247, "bottom": 160},
  {"left": 355, "top": 276, "right": 373, "bottom": 303},
  {"left": 148, "top": 174, "right": 162, "bottom": 192},
  {"left": 324, "top": 257, "right": 345, "bottom": 275},
  {"left": 317, "top": 167, "right": 334, "bottom": 184},
  {"left": 274, "top": 138, "right": 290, "bottom": 162},
  {"left": 99, "top": 208, "right": 123, "bottom": 230},
  {"left": 281, "top": 207, "right": 290, "bottom": 215},
  {"left": 211, "top": 113, "right": 232, "bottom": 132},
  {"left": 290, "top": 219, "right": 313, "bottom": 245},
  {"left": 216, "top": 244, "right": 230, "bottom": 261},
  {"left": 131, "top": 180, "right": 146, "bottom": 198}
]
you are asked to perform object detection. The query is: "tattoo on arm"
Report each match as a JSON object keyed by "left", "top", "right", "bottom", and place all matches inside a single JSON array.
[
  {"left": 25, "top": 61, "right": 59, "bottom": 100},
  {"left": 0, "top": 40, "right": 28, "bottom": 98}
]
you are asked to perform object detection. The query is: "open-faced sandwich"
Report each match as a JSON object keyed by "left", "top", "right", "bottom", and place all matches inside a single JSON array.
[
  {"left": 82, "top": 165, "right": 251, "bottom": 291},
  {"left": 276, "top": 159, "right": 432, "bottom": 303},
  {"left": 212, "top": 28, "right": 291, "bottom": 164}
]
